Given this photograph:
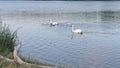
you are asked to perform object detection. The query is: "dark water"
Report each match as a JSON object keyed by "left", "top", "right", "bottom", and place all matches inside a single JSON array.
[{"left": 1, "top": 1, "right": 120, "bottom": 68}]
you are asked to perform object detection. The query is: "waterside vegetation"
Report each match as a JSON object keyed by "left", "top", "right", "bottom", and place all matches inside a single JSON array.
[{"left": 0, "top": 24, "right": 53, "bottom": 68}]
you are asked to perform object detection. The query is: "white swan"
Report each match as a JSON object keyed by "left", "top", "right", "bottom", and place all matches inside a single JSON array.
[
  {"left": 49, "top": 19, "right": 58, "bottom": 26},
  {"left": 72, "top": 25, "right": 83, "bottom": 34}
]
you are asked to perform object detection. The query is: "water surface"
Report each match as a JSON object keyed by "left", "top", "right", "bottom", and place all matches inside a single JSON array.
[{"left": 1, "top": 1, "right": 120, "bottom": 68}]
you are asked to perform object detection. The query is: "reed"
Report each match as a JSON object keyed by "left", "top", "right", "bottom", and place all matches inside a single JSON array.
[{"left": 0, "top": 24, "right": 17, "bottom": 59}]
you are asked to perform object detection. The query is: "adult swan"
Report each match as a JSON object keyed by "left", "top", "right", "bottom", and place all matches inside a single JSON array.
[
  {"left": 72, "top": 25, "right": 83, "bottom": 34},
  {"left": 49, "top": 19, "right": 58, "bottom": 26}
]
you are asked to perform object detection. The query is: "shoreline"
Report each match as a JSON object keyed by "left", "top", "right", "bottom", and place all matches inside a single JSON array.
[{"left": 0, "top": 55, "right": 54, "bottom": 68}]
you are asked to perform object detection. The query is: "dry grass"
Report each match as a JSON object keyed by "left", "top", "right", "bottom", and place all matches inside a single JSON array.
[{"left": 0, "top": 58, "right": 48, "bottom": 68}]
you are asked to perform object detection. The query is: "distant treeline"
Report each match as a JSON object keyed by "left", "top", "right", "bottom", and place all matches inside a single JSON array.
[
  {"left": 32, "top": 0, "right": 120, "bottom": 1},
  {"left": 36, "top": 0, "right": 120, "bottom": 1},
  {"left": 0, "top": 0, "right": 120, "bottom": 1}
]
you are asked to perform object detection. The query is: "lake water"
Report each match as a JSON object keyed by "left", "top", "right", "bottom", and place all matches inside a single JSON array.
[{"left": 1, "top": 1, "right": 120, "bottom": 68}]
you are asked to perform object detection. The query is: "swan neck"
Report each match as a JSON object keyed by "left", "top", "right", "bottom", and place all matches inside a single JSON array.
[
  {"left": 72, "top": 25, "right": 74, "bottom": 32},
  {"left": 50, "top": 19, "right": 52, "bottom": 23}
]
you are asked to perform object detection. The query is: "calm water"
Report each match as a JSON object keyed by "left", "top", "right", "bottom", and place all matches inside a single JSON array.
[{"left": 1, "top": 1, "right": 120, "bottom": 68}]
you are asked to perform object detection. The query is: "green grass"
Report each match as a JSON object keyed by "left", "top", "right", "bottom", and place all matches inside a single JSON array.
[{"left": 0, "top": 24, "right": 17, "bottom": 59}]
